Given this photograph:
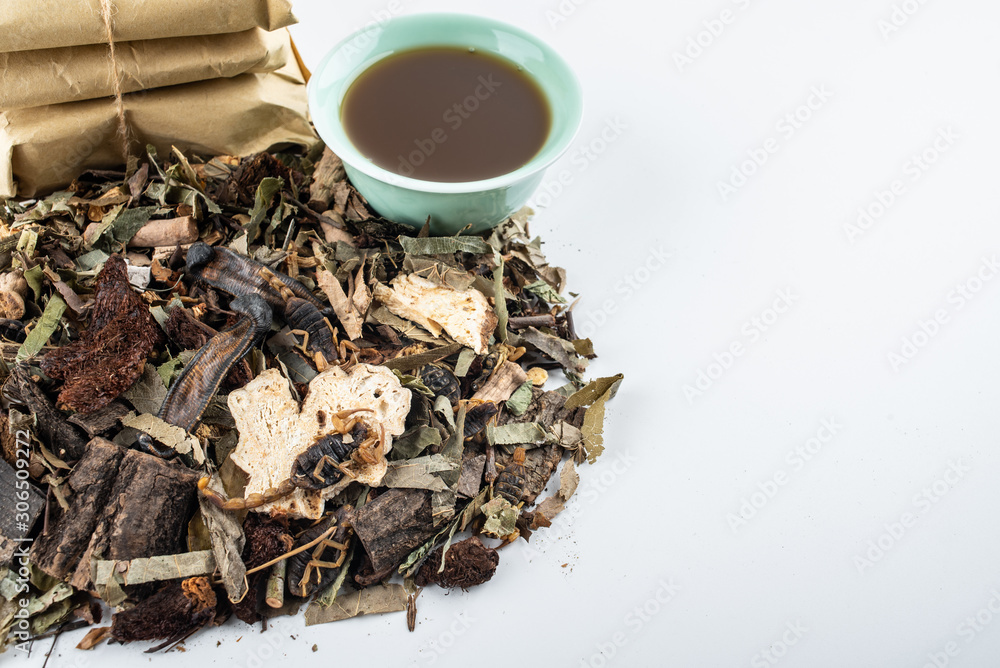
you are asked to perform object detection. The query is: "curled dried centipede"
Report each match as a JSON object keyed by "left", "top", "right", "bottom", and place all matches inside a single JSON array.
[
  {"left": 185, "top": 242, "right": 328, "bottom": 316},
  {"left": 136, "top": 294, "right": 272, "bottom": 458}
]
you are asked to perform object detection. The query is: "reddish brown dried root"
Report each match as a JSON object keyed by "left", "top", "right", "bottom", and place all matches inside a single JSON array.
[
  {"left": 41, "top": 255, "right": 162, "bottom": 413},
  {"left": 110, "top": 576, "right": 217, "bottom": 649},
  {"left": 414, "top": 536, "right": 499, "bottom": 590}
]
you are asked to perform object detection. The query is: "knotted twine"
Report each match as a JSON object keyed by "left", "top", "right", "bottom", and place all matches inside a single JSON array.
[{"left": 98, "top": 0, "right": 133, "bottom": 163}]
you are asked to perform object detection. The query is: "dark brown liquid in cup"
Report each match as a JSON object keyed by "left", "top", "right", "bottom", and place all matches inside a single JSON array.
[{"left": 341, "top": 47, "right": 552, "bottom": 183}]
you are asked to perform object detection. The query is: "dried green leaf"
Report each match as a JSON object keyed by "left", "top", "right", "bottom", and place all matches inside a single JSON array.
[
  {"left": 391, "top": 369, "right": 434, "bottom": 397},
  {"left": 121, "top": 412, "right": 204, "bottom": 463},
  {"left": 505, "top": 380, "right": 534, "bottom": 416},
  {"left": 564, "top": 374, "right": 625, "bottom": 411},
  {"left": 391, "top": 425, "right": 442, "bottom": 460},
  {"left": 245, "top": 177, "right": 283, "bottom": 242},
  {"left": 22, "top": 263, "right": 43, "bottom": 301},
  {"left": 381, "top": 343, "right": 464, "bottom": 373},
  {"left": 382, "top": 455, "right": 458, "bottom": 492},
  {"left": 108, "top": 206, "right": 157, "bottom": 248},
  {"left": 156, "top": 354, "right": 183, "bottom": 389},
  {"left": 454, "top": 348, "right": 476, "bottom": 377},
  {"left": 519, "top": 326, "right": 587, "bottom": 377},
  {"left": 198, "top": 475, "right": 247, "bottom": 604},
  {"left": 304, "top": 583, "right": 407, "bottom": 626},
  {"left": 523, "top": 279, "right": 566, "bottom": 304},
  {"left": 16, "top": 294, "right": 65, "bottom": 361},
  {"left": 581, "top": 385, "right": 616, "bottom": 464},
  {"left": 493, "top": 255, "right": 508, "bottom": 343},
  {"left": 121, "top": 363, "right": 167, "bottom": 414},
  {"left": 399, "top": 236, "right": 491, "bottom": 255},
  {"left": 535, "top": 459, "right": 579, "bottom": 520},
  {"left": 92, "top": 551, "right": 216, "bottom": 588},
  {"left": 487, "top": 422, "right": 549, "bottom": 447}
]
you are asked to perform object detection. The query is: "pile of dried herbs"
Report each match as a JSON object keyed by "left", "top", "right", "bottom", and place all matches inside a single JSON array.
[{"left": 0, "top": 144, "right": 622, "bottom": 654}]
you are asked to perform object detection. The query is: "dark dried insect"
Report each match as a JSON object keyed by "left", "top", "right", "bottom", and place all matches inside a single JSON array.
[
  {"left": 185, "top": 242, "right": 328, "bottom": 316},
  {"left": 287, "top": 505, "right": 354, "bottom": 598},
  {"left": 198, "top": 409, "right": 382, "bottom": 510},
  {"left": 464, "top": 401, "right": 499, "bottom": 439},
  {"left": 0, "top": 318, "right": 25, "bottom": 343},
  {"left": 136, "top": 294, "right": 272, "bottom": 459},
  {"left": 259, "top": 266, "right": 339, "bottom": 368},
  {"left": 291, "top": 421, "right": 368, "bottom": 490},
  {"left": 468, "top": 352, "right": 501, "bottom": 395},
  {"left": 418, "top": 365, "right": 461, "bottom": 404},
  {"left": 495, "top": 446, "right": 527, "bottom": 506}
]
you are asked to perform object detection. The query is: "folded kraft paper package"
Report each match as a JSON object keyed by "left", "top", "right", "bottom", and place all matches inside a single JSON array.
[
  {"left": 0, "top": 0, "right": 315, "bottom": 199},
  {"left": 0, "top": 58, "right": 316, "bottom": 198},
  {"left": 0, "top": 0, "right": 296, "bottom": 52},
  {"left": 0, "top": 28, "right": 293, "bottom": 110}
]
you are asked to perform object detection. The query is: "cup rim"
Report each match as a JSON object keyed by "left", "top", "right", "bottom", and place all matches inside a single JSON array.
[{"left": 307, "top": 12, "right": 584, "bottom": 195}]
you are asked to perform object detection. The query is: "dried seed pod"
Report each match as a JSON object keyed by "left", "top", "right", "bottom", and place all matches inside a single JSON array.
[
  {"left": 287, "top": 505, "right": 354, "bottom": 598},
  {"left": 186, "top": 242, "right": 327, "bottom": 315},
  {"left": 418, "top": 364, "right": 461, "bottom": 404},
  {"left": 495, "top": 446, "right": 527, "bottom": 506}
]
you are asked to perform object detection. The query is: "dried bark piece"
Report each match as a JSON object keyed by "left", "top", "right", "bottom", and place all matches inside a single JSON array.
[
  {"left": 472, "top": 360, "right": 528, "bottom": 403},
  {"left": 414, "top": 536, "right": 499, "bottom": 590},
  {"left": 30, "top": 438, "right": 200, "bottom": 591},
  {"left": 0, "top": 458, "right": 44, "bottom": 567},
  {"left": 348, "top": 489, "right": 436, "bottom": 574},
  {"left": 127, "top": 216, "right": 199, "bottom": 248},
  {"left": 373, "top": 273, "right": 497, "bottom": 355},
  {"left": 110, "top": 577, "right": 218, "bottom": 649},
  {"left": 10, "top": 365, "right": 88, "bottom": 461},
  {"left": 307, "top": 147, "right": 346, "bottom": 212},
  {"left": 67, "top": 400, "right": 129, "bottom": 437},
  {"left": 41, "top": 254, "right": 162, "bottom": 414}
]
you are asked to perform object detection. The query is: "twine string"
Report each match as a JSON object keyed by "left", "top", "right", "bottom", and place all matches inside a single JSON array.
[{"left": 98, "top": 0, "right": 132, "bottom": 163}]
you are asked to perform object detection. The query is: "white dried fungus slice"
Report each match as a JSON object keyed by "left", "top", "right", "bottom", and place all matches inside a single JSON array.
[
  {"left": 228, "top": 365, "right": 412, "bottom": 519},
  {"left": 373, "top": 273, "right": 497, "bottom": 355}
]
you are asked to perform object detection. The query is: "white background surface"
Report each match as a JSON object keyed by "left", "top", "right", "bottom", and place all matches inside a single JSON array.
[{"left": 19, "top": 1, "right": 1000, "bottom": 667}]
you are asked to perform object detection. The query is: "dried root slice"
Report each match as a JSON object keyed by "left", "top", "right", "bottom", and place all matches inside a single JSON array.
[
  {"left": 373, "top": 273, "right": 497, "bottom": 354},
  {"left": 228, "top": 365, "right": 411, "bottom": 519},
  {"left": 414, "top": 536, "right": 499, "bottom": 590}
]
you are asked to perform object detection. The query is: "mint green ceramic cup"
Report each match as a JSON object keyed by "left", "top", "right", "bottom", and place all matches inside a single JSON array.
[{"left": 308, "top": 13, "right": 583, "bottom": 235}]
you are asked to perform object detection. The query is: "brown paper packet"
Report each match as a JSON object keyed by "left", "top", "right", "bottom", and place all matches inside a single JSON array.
[
  {"left": 0, "top": 61, "right": 316, "bottom": 198},
  {"left": 0, "top": 0, "right": 296, "bottom": 53},
  {"left": 0, "top": 28, "right": 292, "bottom": 111}
]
